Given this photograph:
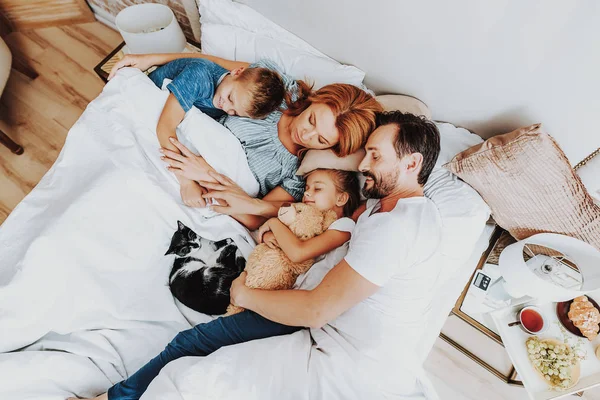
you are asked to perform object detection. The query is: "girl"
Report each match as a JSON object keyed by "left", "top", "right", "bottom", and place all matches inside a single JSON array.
[
  {"left": 69, "top": 168, "right": 360, "bottom": 400},
  {"left": 258, "top": 168, "right": 360, "bottom": 264}
]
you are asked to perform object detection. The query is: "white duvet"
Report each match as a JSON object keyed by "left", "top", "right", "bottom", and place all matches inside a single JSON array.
[
  {"left": 0, "top": 69, "right": 258, "bottom": 399},
  {"left": 0, "top": 68, "right": 489, "bottom": 400}
]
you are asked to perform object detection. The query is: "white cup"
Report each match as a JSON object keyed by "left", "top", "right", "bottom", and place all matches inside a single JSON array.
[
  {"left": 116, "top": 4, "right": 186, "bottom": 54},
  {"left": 509, "top": 305, "right": 547, "bottom": 335}
]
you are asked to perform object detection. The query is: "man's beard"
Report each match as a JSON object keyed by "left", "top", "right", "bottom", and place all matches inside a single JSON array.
[{"left": 361, "top": 169, "right": 400, "bottom": 199}]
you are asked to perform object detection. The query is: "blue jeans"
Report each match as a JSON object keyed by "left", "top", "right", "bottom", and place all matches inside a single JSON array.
[{"left": 107, "top": 311, "right": 300, "bottom": 400}]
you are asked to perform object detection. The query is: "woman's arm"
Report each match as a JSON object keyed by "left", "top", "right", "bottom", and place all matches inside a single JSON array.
[
  {"left": 229, "top": 187, "right": 294, "bottom": 230},
  {"left": 264, "top": 218, "right": 350, "bottom": 263},
  {"left": 201, "top": 172, "right": 296, "bottom": 230},
  {"left": 231, "top": 260, "right": 379, "bottom": 328},
  {"left": 108, "top": 53, "right": 250, "bottom": 80}
]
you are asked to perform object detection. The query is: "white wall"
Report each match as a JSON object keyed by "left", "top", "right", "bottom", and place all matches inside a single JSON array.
[{"left": 241, "top": 0, "right": 599, "bottom": 165}]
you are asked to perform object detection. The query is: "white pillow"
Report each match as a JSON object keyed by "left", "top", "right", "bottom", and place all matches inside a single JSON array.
[
  {"left": 199, "top": 0, "right": 366, "bottom": 89},
  {"left": 435, "top": 122, "right": 484, "bottom": 167}
]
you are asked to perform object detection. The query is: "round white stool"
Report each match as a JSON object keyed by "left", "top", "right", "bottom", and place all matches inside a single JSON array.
[{"left": 0, "top": 36, "right": 23, "bottom": 155}]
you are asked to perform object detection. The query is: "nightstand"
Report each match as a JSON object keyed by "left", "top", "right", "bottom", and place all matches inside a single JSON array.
[
  {"left": 94, "top": 40, "right": 202, "bottom": 83},
  {"left": 439, "top": 227, "right": 599, "bottom": 399}
]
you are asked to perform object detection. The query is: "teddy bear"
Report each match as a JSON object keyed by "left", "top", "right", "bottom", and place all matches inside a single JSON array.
[{"left": 226, "top": 202, "right": 338, "bottom": 315}]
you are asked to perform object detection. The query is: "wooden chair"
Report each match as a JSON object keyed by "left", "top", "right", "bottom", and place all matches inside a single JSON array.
[
  {"left": 0, "top": 13, "right": 38, "bottom": 155},
  {"left": 0, "top": 36, "right": 23, "bottom": 154}
]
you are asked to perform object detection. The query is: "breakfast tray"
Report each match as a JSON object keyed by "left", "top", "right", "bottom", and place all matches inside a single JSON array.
[{"left": 491, "top": 299, "right": 600, "bottom": 399}]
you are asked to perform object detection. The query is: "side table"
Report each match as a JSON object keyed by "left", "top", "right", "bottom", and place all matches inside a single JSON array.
[
  {"left": 94, "top": 40, "right": 202, "bottom": 82},
  {"left": 439, "top": 227, "right": 588, "bottom": 397}
]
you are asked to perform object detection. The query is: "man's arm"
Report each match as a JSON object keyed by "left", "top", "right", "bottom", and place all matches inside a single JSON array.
[{"left": 234, "top": 259, "right": 379, "bottom": 328}]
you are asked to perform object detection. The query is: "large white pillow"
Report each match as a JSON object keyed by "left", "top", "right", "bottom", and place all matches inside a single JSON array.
[{"left": 199, "top": 0, "right": 366, "bottom": 89}]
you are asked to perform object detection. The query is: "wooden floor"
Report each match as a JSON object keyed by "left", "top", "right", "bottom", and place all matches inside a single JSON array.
[
  {"left": 0, "top": 22, "right": 121, "bottom": 221},
  {"left": 1, "top": 21, "right": 599, "bottom": 400}
]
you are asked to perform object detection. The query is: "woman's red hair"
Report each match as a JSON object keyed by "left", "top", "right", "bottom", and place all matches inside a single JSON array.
[{"left": 285, "top": 81, "right": 383, "bottom": 157}]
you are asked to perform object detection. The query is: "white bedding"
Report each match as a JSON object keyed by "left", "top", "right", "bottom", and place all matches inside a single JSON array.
[
  {"left": 0, "top": 69, "right": 257, "bottom": 399},
  {"left": 0, "top": 67, "right": 490, "bottom": 399}
]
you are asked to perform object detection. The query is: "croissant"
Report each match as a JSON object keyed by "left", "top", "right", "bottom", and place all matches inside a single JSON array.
[{"left": 568, "top": 296, "right": 600, "bottom": 341}]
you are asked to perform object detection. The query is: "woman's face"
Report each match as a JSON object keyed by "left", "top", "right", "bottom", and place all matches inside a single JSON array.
[{"left": 289, "top": 103, "right": 340, "bottom": 150}]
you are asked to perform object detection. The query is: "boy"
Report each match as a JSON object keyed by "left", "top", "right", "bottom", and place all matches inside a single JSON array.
[
  {"left": 149, "top": 58, "right": 286, "bottom": 152},
  {"left": 147, "top": 58, "right": 285, "bottom": 207}
]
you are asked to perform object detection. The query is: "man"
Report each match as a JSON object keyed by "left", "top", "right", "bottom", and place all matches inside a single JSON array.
[
  {"left": 72, "top": 111, "right": 442, "bottom": 400},
  {"left": 211, "top": 110, "right": 443, "bottom": 397}
]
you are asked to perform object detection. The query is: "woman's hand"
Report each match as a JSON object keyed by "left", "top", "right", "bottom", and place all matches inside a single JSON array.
[
  {"left": 200, "top": 171, "right": 264, "bottom": 216},
  {"left": 108, "top": 54, "right": 158, "bottom": 80},
  {"left": 262, "top": 232, "right": 280, "bottom": 249},
  {"left": 230, "top": 272, "right": 250, "bottom": 307},
  {"left": 161, "top": 138, "right": 215, "bottom": 182}
]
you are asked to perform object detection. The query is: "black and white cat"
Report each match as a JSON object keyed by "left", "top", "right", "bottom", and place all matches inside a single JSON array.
[{"left": 165, "top": 221, "right": 246, "bottom": 315}]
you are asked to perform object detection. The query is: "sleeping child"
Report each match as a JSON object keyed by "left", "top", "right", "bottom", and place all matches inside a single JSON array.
[
  {"left": 148, "top": 58, "right": 286, "bottom": 152},
  {"left": 144, "top": 58, "right": 286, "bottom": 207}
]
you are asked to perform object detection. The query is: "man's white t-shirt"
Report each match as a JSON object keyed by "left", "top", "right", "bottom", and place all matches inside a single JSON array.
[{"left": 302, "top": 197, "right": 442, "bottom": 399}]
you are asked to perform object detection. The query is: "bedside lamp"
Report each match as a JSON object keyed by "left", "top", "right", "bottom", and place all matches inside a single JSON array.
[
  {"left": 499, "top": 233, "right": 600, "bottom": 302},
  {"left": 116, "top": 4, "right": 186, "bottom": 54}
]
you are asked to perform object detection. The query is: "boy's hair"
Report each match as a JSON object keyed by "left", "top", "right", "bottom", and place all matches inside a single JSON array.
[
  {"left": 237, "top": 67, "right": 286, "bottom": 119},
  {"left": 309, "top": 169, "right": 361, "bottom": 217}
]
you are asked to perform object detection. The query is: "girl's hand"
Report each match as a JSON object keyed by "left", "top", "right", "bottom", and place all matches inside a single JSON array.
[
  {"left": 257, "top": 220, "right": 272, "bottom": 243},
  {"left": 180, "top": 180, "right": 207, "bottom": 208},
  {"left": 161, "top": 138, "right": 214, "bottom": 182},
  {"left": 108, "top": 54, "right": 158, "bottom": 80},
  {"left": 262, "top": 232, "right": 280, "bottom": 249},
  {"left": 230, "top": 272, "right": 250, "bottom": 307}
]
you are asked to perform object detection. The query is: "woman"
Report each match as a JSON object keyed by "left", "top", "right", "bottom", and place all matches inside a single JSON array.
[{"left": 108, "top": 53, "right": 382, "bottom": 230}]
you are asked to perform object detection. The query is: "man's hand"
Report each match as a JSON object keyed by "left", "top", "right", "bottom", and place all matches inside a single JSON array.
[
  {"left": 230, "top": 272, "right": 250, "bottom": 307},
  {"left": 161, "top": 138, "right": 216, "bottom": 182},
  {"left": 180, "top": 180, "right": 207, "bottom": 208},
  {"left": 108, "top": 54, "right": 158, "bottom": 80}
]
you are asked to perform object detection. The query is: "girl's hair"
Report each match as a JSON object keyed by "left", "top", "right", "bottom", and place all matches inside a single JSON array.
[
  {"left": 308, "top": 169, "right": 361, "bottom": 217},
  {"left": 285, "top": 82, "right": 383, "bottom": 157}
]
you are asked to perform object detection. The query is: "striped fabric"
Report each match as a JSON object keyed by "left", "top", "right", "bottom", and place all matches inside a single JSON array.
[{"left": 220, "top": 59, "right": 304, "bottom": 201}]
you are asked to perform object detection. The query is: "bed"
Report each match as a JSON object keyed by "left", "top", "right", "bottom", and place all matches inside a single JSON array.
[{"left": 0, "top": 2, "right": 492, "bottom": 399}]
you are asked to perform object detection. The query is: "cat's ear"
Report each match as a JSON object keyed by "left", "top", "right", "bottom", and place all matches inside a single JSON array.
[{"left": 177, "top": 220, "right": 185, "bottom": 231}]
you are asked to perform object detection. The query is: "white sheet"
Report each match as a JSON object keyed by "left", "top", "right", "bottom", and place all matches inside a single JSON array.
[
  {"left": 0, "top": 68, "right": 490, "bottom": 399},
  {"left": 0, "top": 69, "right": 257, "bottom": 399},
  {"left": 139, "top": 177, "right": 490, "bottom": 400}
]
